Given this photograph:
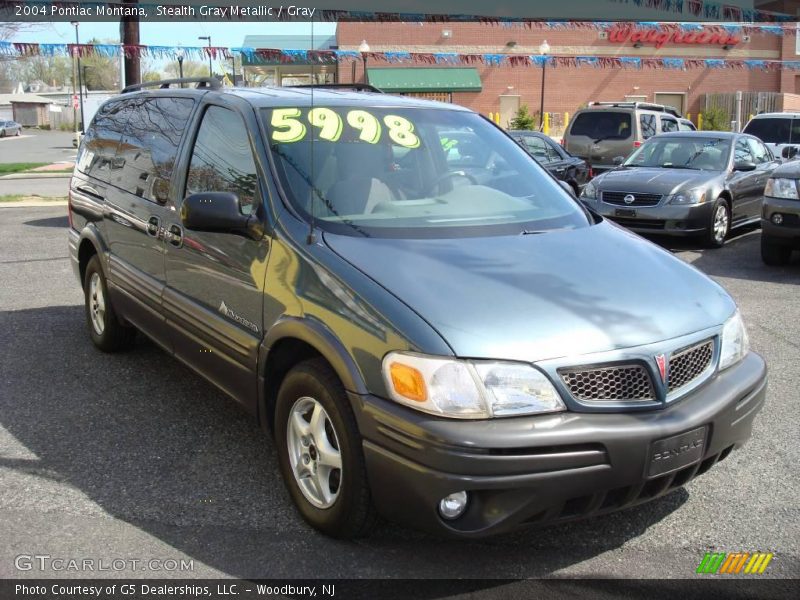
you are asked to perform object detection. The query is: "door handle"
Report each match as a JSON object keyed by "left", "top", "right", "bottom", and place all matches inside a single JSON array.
[
  {"left": 167, "top": 224, "right": 183, "bottom": 248},
  {"left": 147, "top": 216, "right": 161, "bottom": 237}
]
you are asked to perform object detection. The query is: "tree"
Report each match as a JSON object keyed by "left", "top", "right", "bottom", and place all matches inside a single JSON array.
[
  {"left": 80, "top": 38, "right": 121, "bottom": 91},
  {"left": 509, "top": 104, "right": 538, "bottom": 130},
  {"left": 699, "top": 106, "right": 731, "bottom": 131},
  {"left": 164, "top": 60, "right": 211, "bottom": 79}
]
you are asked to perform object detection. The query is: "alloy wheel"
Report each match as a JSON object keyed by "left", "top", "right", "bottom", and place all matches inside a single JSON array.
[
  {"left": 286, "top": 396, "right": 343, "bottom": 509},
  {"left": 713, "top": 204, "right": 729, "bottom": 245},
  {"left": 88, "top": 272, "right": 106, "bottom": 335}
]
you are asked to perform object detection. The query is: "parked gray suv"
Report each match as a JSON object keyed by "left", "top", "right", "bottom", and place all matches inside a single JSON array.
[
  {"left": 68, "top": 79, "right": 766, "bottom": 539},
  {"left": 564, "top": 102, "right": 682, "bottom": 172}
]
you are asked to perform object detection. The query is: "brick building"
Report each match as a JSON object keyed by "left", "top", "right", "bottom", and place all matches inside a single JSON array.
[{"left": 335, "top": 21, "right": 800, "bottom": 129}]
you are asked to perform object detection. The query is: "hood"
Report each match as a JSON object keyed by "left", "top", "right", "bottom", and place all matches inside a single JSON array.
[
  {"left": 595, "top": 167, "right": 722, "bottom": 196},
  {"left": 772, "top": 159, "right": 800, "bottom": 178},
  {"left": 323, "top": 222, "right": 734, "bottom": 362}
]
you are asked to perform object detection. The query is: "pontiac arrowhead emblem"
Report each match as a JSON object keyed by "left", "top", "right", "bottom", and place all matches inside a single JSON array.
[{"left": 655, "top": 354, "right": 667, "bottom": 383}]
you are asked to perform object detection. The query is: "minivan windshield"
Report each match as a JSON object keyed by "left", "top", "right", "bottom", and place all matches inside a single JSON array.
[
  {"left": 624, "top": 136, "right": 731, "bottom": 171},
  {"left": 569, "top": 111, "right": 632, "bottom": 141},
  {"left": 742, "top": 117, "right": 800, "bottom": 145},
  {"left": 263, "top": 106, "right": 590, "bottom": 238}
]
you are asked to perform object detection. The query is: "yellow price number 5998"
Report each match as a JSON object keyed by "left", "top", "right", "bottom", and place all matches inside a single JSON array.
[{"left": 270, "top": 108, "right": 420, "bottom": 149}]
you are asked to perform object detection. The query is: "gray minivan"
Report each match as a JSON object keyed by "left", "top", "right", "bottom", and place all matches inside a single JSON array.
[
  {"left": 68, "top": 79, "right": 766, "bottom": 539},
  {"left": 565, "top": 102, "right": 682, "bottom": 172}
]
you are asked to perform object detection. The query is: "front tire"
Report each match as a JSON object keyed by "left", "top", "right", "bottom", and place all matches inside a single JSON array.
[
  {"left": 275, "top": 358, "right": 377, "bottom": 538},
  {"left": 83, "top": 255, "right": 136, "bottom": 352},
  {"left": 761, "top": 236, "right": 792, "bottom": 266},
  {"left": 704, "top": 198, "right": 730, "bottom": 248}
]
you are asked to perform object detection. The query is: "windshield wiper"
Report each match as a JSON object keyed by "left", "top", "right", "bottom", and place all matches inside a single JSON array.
[
  {"left": 520, "top": 229, "right": 545, "bottom": 235},
  {"left": 660, "top": 164, "right": 700, "bottom": 170}
]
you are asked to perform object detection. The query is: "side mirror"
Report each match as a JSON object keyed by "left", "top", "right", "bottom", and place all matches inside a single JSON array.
[
  {"left": 558, "top": 180, "right": 576, "bottom": 196},
  {"left": 733, "top": 160, "right": 757, "bottom": 172},
  {"left": 181, "top": 192, "right": 253, "bottom": 236},
  {"left": 782, "top": 146, "right": 799, "bottom": 160},
  {"left": 612, "top": 156, "right": 625, "bottom": 166}
]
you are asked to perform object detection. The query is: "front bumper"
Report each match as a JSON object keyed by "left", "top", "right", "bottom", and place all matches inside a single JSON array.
[
  {"left": 354, "top": 352, "right": 766, "bottom": 538},
  {"left": 762, "top": 196, "right": 800, "bottom": 247},
  {"left": 591, "top": 200, "right": 715, "bottom": 236}
]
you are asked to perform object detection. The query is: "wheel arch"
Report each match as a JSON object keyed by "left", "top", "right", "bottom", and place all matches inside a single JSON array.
[
  {"left": 76, "top": 225, "right": 108, "bottom": 287},
  {"left": 257, "top": 317, "right": 369, "bottom": 433}
]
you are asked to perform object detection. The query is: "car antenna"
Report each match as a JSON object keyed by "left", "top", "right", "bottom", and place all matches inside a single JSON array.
[{"left": 306, "top": 21, "right": 317, "bottom": 245}]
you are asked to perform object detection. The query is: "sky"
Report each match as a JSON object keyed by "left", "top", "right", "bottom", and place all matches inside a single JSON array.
[{"left": 13, "top": 21, "right": 336, "bottom": 49}]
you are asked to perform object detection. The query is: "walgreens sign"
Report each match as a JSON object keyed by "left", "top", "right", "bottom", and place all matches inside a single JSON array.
[{"left": 608, "top": 25, "right": 742, "bottom": 49}]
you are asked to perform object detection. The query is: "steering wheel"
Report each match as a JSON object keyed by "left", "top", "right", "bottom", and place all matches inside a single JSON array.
[{"left": 426, "top": 170, "right": 479, "bottom": 195}]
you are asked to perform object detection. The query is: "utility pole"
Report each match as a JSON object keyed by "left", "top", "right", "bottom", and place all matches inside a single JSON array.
[{"left": 120, "top": 1, "right": 140, "bottom": 86}]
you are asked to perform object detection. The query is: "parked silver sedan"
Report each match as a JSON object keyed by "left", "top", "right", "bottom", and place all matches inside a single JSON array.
[
  {"left": 0, "top": 120, "right": 22, "bottom": 137},
  {"left": 581, "top": 132, "right": 779, "bottom": 247}
]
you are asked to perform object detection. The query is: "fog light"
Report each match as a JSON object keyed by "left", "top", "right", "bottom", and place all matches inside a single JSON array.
[
  {"left": 772, "top": 213, "right": 783, "bottom": 225},
  {"left": 438, "top": 491, "right": 469, "bottom": 520}
]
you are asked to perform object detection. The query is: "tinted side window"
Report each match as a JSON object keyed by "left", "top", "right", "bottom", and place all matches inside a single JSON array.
[
  {"left": 523, "top": 136, "right": 552, "bottom": 162},
  {"left": 661, "top": 117, "right": 679, "bottom": 133},
  {"left": 640, "top": 114, "right": 657, "bottom": 139},
  {"left": 76, "top": 100, "right": 128, "bottom": 183},
  {"left": 735, "top": 139, "right": 754, "bottom": 163},
  {"left": 186, "top": 106, "right": 259, "bottom": 215},
  {"left": 747, "top": 138, "right": 771, "bottom": 164},
  {"left": 112, "top": 97, "right": 194, "bottom": 202}
]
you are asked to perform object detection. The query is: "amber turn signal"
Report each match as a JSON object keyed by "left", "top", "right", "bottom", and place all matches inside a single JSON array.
[{"left": 389, "top": 362, "right": 427, "bottom": 402}]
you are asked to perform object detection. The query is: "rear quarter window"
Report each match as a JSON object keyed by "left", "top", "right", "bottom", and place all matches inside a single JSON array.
[{"left": 570, "top": 111, "right": 632, "bottom": 140}]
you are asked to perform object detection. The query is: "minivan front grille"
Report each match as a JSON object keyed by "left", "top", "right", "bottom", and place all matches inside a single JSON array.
[
  {"left": 668, "top": 340, "right": 714, "bottom": 393},
  {"left": 602, "top": 191, "right": 662, "bottom": 206},
  {"left": 560, "top": 365, "right": 655, "bottom": 402}
]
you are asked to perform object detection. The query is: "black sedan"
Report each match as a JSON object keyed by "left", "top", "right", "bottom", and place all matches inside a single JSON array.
[{"left": 509, "top": 130, "right": 591, "bottom": 194}]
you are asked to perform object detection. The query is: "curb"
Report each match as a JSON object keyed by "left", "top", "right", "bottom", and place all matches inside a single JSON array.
[
  {"left": 0, "top": 201, "right": 68, "bottom": 208},
  {"left": 0, "top": 173, "right": 72, "bottom": 180}
]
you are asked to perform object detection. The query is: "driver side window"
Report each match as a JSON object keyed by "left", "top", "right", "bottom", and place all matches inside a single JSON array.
[{"left": 186, "top": 106, "right": 259, "bottom": 215}]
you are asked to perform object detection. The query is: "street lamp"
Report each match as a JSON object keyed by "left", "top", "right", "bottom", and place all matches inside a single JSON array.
[
  {"left": 358, "top": 40, "right": 370, "bottom": 84},
  {"left": 176, "top": 44, "right": 185, "bottom": 85},
  {"left": 71, "top": 21, "right": 85, "bottom": 133},
  {"left": 198, "top": 36, "right": 212, "bottom": 77},
  {"left": 538, "top": 40, "right": 550, "bottom": 130}
]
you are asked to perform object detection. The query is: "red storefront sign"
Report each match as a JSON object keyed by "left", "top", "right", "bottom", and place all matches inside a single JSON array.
[{"left": 608, "top": 25, "right": 742, "bottom": 49}]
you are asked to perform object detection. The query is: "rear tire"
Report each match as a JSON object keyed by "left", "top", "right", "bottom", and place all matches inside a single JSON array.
[
  {"left": 761, "top": 236, "right": 792, "bottom": 266},
  {"left": 275, "top": 358, "right": 377, "bottom": 538},
  {"left": 83, "top": 255, "right": 136, "bottom": 352},
  {"left": 704, "top": 198, "right": 730, "bottom": 249}
]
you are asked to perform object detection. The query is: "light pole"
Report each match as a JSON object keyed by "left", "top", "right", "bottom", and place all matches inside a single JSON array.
[
  {"left": 358, "top": 40, "right": 370, "bottom": 84},
  {"left": 71, "top": 21, "right": 85, "bottom": 132},
  {"left": 176, "top": 44, "right": 185, "bottom": 85},
  {"left": 538, "top": 40, "right": 550, "bottom": 130},
  {"left": 198, "top": 36, "right": 212, "bottom": 77}
]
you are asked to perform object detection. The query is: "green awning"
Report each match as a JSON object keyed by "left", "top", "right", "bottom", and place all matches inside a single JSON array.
[{"left": 367, "top": 68, "right": 482, "bottom": 93}]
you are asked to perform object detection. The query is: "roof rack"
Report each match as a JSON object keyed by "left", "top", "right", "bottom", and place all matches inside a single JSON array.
[
  {"left": 288, "top": 83, "right": 384, "bottom": 94},
  {"left": 588, "top": 101, "right": 682, "bottom": 117},
  {"left": 121, "top": 77, "right": 221, "bottom": 94}
]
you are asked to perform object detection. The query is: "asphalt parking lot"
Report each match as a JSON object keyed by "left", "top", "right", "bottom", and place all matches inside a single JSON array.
[
  {"left": 0, "top": 205, "right": 798, "bottom": 580},
  {"left": 0, "top": 129, "right": 77, "bottom": 164}
]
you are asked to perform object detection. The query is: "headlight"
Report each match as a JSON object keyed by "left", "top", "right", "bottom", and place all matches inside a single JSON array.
[
  {"left": 581, "top": 180, "right": 598, "bottom": 200},
  {"left": 764, "top": 178, "right": 799, "bottom": 200},
  {"left": 719, "top": 311, "right": 749, "bottom": 370},
  {"left": 669, "top": 187, "right": 707, "bottom": 205},
  {"left": 382, "top": 352, "right": 566, "bottom": 419}
]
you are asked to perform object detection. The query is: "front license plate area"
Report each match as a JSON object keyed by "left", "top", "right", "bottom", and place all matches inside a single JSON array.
[
  {"left": 647, "top": 426, "right": 708, "bottom": 478},
  {"left": 615, "top": 208, "right": 636, "bottom": 218}
]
